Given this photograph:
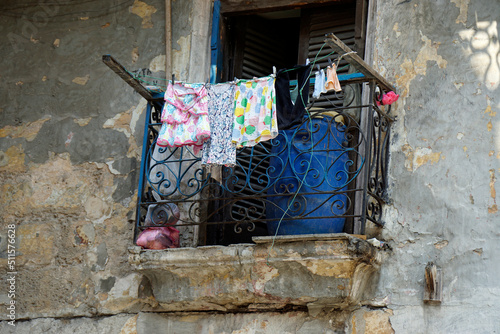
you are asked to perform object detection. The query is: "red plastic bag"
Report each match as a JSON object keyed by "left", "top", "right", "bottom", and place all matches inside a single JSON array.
[
  {"left": 136, "top": 226, "right": 180, "bottom": 250},
  {"left": 136, "top": 203, "right": 181, "bottom": 249}
]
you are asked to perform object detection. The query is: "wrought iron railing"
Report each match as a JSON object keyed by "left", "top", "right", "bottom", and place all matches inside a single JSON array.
[{"left": 135, "top": 81, "right": 394, "bottom": 245}]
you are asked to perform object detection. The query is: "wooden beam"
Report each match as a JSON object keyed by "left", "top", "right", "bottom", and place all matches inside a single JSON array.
[
  {"left": 221, "top": 0, "right": 353, "bottom": 15},
  {"left": 165, "top": 0, "right": 172, "bottom": 79},
  {"left": 102, "top": 55, "right": 155, "bottom": 101},
  {"left": 324, "top": 33, "right": 396, "bottom": 92},
  {"left": 354, "top": 0, "right": 368, "bottom": 57}
]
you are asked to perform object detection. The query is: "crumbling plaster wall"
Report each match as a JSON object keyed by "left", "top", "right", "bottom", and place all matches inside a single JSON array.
[
  {"left": 367, "top": 0, "right": 500, "bottom": 332},
  {"left": 0, "top": 0, "right": 209, "bottom": 324}
]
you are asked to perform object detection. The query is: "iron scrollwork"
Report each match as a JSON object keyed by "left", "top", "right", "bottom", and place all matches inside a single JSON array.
[{"left": 136, "top": 81, "right": 394, "bottom": 241}]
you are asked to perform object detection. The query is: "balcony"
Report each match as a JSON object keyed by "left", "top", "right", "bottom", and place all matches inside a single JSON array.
[
  {"left": 136, "top": 86, "right": 393, "bottom": 246},
  {"left": 105, "top": 33, "right": 395, "bottom": 311},
  {"left": 127, "top": 34, "right": 395, "bottom": 246},
  {"left": 128, "top": 233, "right": 380, "bottom": 312}
]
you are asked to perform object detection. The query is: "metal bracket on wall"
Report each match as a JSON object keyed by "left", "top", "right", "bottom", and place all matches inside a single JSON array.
[{"left": 424, "top": 262, "right": 443, "bottom": 304}]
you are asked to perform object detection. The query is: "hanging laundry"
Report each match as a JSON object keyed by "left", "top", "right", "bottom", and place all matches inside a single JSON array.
[
  {"left": 157, "top": 82, "right": 210, "bottom": 154},
  {"left": 232, "top": 76, "right": 278, "bottom": 147},
  {"left": 275, "top": 64, "right": 311, "bottom": 130},
  {"left": 202, "top": 82, "right": 237, "bottom": 166},
  {"left": 325, "top": 64, "right": 342, "bottom": 92},
  {"left": 312, "top": 68, "right": 327, "bottom": 99}
]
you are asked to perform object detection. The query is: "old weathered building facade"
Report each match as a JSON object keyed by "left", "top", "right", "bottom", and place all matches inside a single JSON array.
[{"left": 1, "top": 0, "right": 499, "bottom": 333}]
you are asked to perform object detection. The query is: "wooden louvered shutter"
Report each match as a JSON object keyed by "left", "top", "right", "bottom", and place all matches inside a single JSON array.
[
  {"left": 208, "top": 1, "right": 365, "bottom": 244},
  {"left": 299, "top": 4, "right": 357, "bottom": 107},
  {"left": 228, "top": 15, "right": 298, "bottom": 80},
  {"left": 299, "top": 3, "right": 363, "bottom": 234}
]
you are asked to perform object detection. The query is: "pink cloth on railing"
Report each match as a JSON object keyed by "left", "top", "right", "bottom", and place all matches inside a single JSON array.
[{"left": 377, "top": 91, "right": 399, "bottom": 106}]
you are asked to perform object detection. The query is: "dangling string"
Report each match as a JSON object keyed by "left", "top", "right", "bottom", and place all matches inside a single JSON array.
[{"left": 266, "top": 41, "right": 335, "bottom": 264}]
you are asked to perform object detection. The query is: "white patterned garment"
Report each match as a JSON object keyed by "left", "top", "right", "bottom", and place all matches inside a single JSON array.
[{"left": 201, "top": 83, "right": 237, "bottom": 166}]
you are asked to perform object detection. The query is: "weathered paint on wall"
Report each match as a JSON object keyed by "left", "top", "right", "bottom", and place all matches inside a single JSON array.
[
  {"left": 368, "top": 0, "right": 500, "bottom": 332},
  {"left": 0, "top": 0, "right": 206, "bottom": 325},
  {"left": 129, "top": 235, "right": 378, "bottom": 313}
]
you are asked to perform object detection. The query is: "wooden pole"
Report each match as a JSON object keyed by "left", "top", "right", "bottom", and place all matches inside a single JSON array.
[
  {"left": 102, "top": 55, "right": 154, "bottom": 101},
  {"left": 325, "top": 33, "right": 396, "bottom": 93},
  {"left": 165, "top": 0, "right": 172, "bottom": 80}
]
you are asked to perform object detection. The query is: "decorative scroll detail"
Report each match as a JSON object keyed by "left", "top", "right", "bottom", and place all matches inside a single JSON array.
[
  {"left": 136, "top": 81, "right": 394, "bottom": 238},
  {"left": 364, "top": 84, "right": 393, "bottom": 227}
]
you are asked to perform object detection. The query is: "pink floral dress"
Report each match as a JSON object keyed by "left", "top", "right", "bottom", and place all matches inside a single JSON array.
[{"left": 157, "top": 82, "right": 210, "bottom": 154}]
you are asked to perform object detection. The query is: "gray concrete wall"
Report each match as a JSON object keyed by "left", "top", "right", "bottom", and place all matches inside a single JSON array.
[{"left": 367, "top": 0, "right": 500, "bottom": 332}]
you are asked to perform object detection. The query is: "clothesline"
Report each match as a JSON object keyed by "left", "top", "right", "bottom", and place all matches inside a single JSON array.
[
  {"left": 133, "top": 70, "right": 364, "bottom": 92},
  {"left": 151, "top": 40, "right": 354, "bottom": 168},
  {"left": 128, "top": 43, "right": 358, "bottom": 91}
]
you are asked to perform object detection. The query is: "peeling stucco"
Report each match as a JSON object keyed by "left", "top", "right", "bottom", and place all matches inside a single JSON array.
[
  {"left": 396, "top": 35, "right": 447, "bottom": 98},
  {"left": 348, "top": 308, "right": 394, "bottom": 334},
  {"left": 129, "top": 0, "right": 157, "bottom": 29},
  {"left": 72, "top": 75, "right": 90, "bottom": 85},
  {"left": 484, "top": 104, "right": 497, "bottom": 117},
  {"left": 0, "top": 117, "right": 50, "bottom": 141},
  {"left": 74, "top": 117, "right": 93, "bottom": 127},
  {"left": 488, "top": 169, "right": 497, "bottom": 213},
  {"left": 120, "top": 314, "right": 139, "bottom": 334},
  {"left": 450, "top": 0, "right": 470, "bottom": 24},
  {"left": 0, "top": 144, "right": 26, "bottom": 172},
  {"left": 392, "top": 23, "right": 401, "bottom": 38},
  {"left": 297, "top": 259, "right": 355, "bottom": 278},
  {"left": 434, "top": 240, "right": 449, "bottom": 249},
  {"left": 104, "top": 111, "right": 133, "bottom": 137},
  {"left": 252, "top": 263, "right": 279, "bottom": 295},
  {"left": 402, "top": 144, "right": 442, "bottom": 172},
  {"left": 131, "top": 47, "right": 139, "bottom": 63},
  {"left": 149, "top": 54, "right": 166, "bottom": 72},
  {"left": 487, "top": 119, "right": 493, "bottom": 131}
]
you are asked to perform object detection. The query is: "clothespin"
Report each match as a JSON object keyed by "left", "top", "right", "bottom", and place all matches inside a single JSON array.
[
  {"left": 273, "top": 66, "right": 277, "bottom": 76},
  {"left": 172, "top": 74, "right": 175, "bottom": 85},
  {"left": 305, "top": 58, "right": 310, "bottom": 65},
  {"left": 328, "top": 57, "right": 333, "bottom": 67},
  {"left": 316, "top": 64, "right": 321, "bottom": 71}
]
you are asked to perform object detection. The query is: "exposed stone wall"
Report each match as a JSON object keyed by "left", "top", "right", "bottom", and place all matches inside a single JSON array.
[
  {"left": 0, "top": 0, "right": 204, "bottom": 322},
  {"left": 0, "top": 309, "right": 398, "bottom": 334}
]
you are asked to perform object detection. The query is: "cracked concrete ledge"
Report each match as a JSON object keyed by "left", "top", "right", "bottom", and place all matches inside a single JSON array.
[{"left": 128, "top": 234, "right": 380, "bottom": 313}]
